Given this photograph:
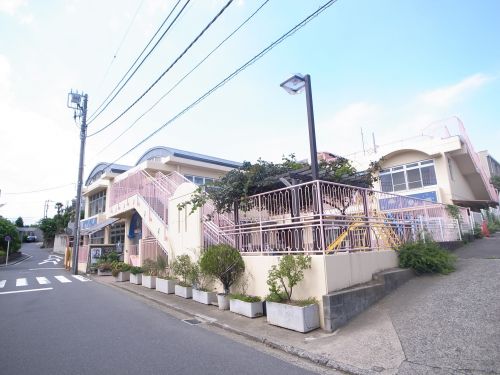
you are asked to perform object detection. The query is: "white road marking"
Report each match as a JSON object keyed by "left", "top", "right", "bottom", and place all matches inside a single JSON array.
[
  {"left": 36, "top": 277, "right": 51, "bottom": 285},
  {"left": 0, "top": 288, "right": 53, "bottom": 295},
  {"left": 54, "top": 275, "right": 71, "bottom": 283},
  {"left": 49, "top": 255, "right": 63, "bottom": 259},
  {"left": 38, "top": 255, "right": 62, "bottom": 265},
  {"left": 29, "top": 267, "right": 64, "bottom": 271},
  {"left": 16, "top": 278, "right": 28, "bottom": 287},
  {"left": 72, "top": 275, "right": 91, "bottom": 282},
  {"left": 0, "top": 280, "right": 5, "bottom": 288}
]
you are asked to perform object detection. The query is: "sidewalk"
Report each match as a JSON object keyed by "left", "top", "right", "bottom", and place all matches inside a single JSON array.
[{"left": 92, "top": 234, "right": 500, "bottom": 375}]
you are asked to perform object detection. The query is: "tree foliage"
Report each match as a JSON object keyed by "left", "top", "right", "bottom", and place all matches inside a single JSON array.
[
  {"left": 199, "top": 244, "right": 245, "bottom": 295},
  {"left": 179, "top": 154, "right": 382, "bottom": 214},
  {"left": 38, "top": 203, "right": 75, "bottom": 245},
  {"left": 15, "top": 217, "right": 24, "bottom": 227},
  {"left": 0, "top": 216, "right": 21, "bottom": 253},
  {"left": 266, "top": 254, "right": 311, "bottom": 302}
]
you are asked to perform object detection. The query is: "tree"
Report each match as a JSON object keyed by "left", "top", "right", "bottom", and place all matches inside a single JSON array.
[
  {"left": 267, "top": 254, "right": 311, "bottom": 302},
  {"left": 0, "top": 216, "right": 21, "bottom": 254},
  {"left": 199, "top": 244, "right": 245, "bottom": 295},
  {"left": 54, "top": 202, "right": 64, "bottom": 216},
  {"left": 15, "top": 217, "right": 24, "bottom": 227},
  {"left": 38, "top": 218, "right": 57, "bottom": 246},
  {"left": 179, "top": 154, "right": 382, "bottom": 215}
]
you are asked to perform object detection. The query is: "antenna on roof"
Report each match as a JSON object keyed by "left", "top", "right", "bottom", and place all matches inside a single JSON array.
[{"left": 372, "top": 132, "right": 378, "bottom": 154}]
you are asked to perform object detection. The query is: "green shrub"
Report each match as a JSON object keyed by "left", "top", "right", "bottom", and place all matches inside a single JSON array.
[
  {"left": 473, "top": 224, "right": 484, "bottom": 239},
  {"left": 130, "top": 266, "right": 143, "bottom": 275},
  {"left": 199, "top": 244, "right": 244, "bottom": 295},
  {"left": 172, "top": 254, "right": 197, "bottom": 287},
  {"left": 398, "top": 241, "right": 457, "bottom": 275},
  {"left": 0, "top": 217, "right": 21, "bottom": 253},
  {"left": 266, "top": 254, "right": 312, "bottom": 303},
  {"left": 230, "top": 293, "right": 261, "bottom": 303},
  {"left": 111, "top": 262, "right": 131, "bottom": 277}
]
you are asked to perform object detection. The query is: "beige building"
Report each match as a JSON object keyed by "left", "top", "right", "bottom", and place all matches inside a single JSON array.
[
  {"left": 80, "top": 146, "right": 241, "bottom": 267},
  {"left": 348, "top": 118, "right": 499, "bottom": 211}
]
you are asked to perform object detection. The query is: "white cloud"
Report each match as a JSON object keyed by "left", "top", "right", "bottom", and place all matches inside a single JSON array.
[
  {"left": 317, "top": 102, "right": 381, "bottom": 156},
  {"left": 419, "top": 73, "right": 491, "bottom": 107},
  {"left": 0, "top": 0, "right": 33, "bottom": 23}
]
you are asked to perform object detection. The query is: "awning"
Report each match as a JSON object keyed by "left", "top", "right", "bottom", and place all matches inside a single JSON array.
[{"left": 81, "top": 218, "right": 119, "bottom": 235}]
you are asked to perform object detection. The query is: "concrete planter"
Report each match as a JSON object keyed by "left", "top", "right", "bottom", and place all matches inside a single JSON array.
[
  {"left": 192, "top": 289, "right": 216, "bottom": 305},
  {"left": 98, "top": 270, "right": 112, "bottom": 276},
  {"left": 230, "top": 298, "right": 263, "bottom": 318},
  {"left": 175, "top": 285, "right": 192, "bottom": 299},
  {"left": 142, "top": 275, "right": 157, "bottom": 289},
  {"left": 217, "top": 293, "right": 230, "bottom": 310},
  {"left": 266, "top": 301, "right": 320, "bottom": 333},
  {"left": 156, "top": 278, "right": 176, "bottom": 294},
  {"left": 114, "top": 271, "right": 130, "bottom": 282},
  {"left": 130, "top": 273, "right": 142, "bottom": 285}
]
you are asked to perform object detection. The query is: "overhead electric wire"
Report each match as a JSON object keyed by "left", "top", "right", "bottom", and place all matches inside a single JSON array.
[
  {"left": 87, "top": 0, "right": 234, "bottom": 137},
  {"left": 3, "top": 183, "right": 75, "bottom": 195},
  {"left": 87, "top": 0, "right": 185, "bottom": 123},
  {"left": 95, "top": 0, "right": 271, "bottom": 156},
  {"left": 104, "top": 0, "right": 338, "bottom": 167},
  {"left": 94, "top": 0, "right": 145, "bottom": 98}
]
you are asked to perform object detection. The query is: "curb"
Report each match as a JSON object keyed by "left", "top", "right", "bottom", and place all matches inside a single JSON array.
[
  {"left": 93, "top": 276, "right": 374, "bottom": 375},
  {"left": 0, "top": 254, "right": 32, "bottom": 267}
]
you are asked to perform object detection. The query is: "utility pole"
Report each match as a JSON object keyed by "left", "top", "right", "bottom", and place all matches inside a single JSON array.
[{"left": 67, "top": 91, "right": 88, "bottom": 275}]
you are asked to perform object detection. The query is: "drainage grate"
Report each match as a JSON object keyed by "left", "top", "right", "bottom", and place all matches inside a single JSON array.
[{"left": 183, "top": 318, "right": 202, "bottom": 325}]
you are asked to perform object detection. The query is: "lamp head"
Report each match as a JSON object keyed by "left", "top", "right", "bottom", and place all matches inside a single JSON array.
[{"left": 280, "top": 73, "right": 306, "bottom": 95}]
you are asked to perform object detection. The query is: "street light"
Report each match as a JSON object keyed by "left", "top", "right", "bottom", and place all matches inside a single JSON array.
[{"left": 280, "top": 73, "right": 319, "bottom": 180}]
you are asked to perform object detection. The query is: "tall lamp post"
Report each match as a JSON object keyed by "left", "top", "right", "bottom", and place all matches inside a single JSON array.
[
  {"left": 67, "top": 90, "right": 88, "bottom": 275},
  {"left": 280, "top": 73, "right": 319, "bottom": 181}
]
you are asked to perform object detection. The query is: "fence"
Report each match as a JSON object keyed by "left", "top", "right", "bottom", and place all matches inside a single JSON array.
[{"left": 202, "top": 180, "right": 470, "bottom": 254}]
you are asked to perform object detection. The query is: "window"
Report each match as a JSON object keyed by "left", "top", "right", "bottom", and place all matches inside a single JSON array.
[
  {"left": 89, "top": 190, "right": 106, "bottom": 216},
  {"left": 183, "top": 174, "right": 216, "bottom": 185},
  {"left": 109, "top": 222, "right": 125, "bottom": 244},
  {"left": 91, "top": 229, "right": 105, "bottom": 244},
  {"left": 379, "top": 160, "right": 437, "bottom": 193}
]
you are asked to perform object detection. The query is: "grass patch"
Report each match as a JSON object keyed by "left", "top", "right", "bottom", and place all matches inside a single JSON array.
[{"left": 230, "top": 293, "right": 261, "bottom": 303}]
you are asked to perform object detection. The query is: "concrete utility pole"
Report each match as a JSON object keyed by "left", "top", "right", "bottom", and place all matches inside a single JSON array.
[{"left": 67, "top": 91, "right": 88, "bottom": 275}]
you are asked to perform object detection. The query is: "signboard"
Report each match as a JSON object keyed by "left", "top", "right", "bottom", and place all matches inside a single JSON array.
[
  {"left": 81, "top": 216, "right": 98, "bottom": 230},
  {"left": 89, "top": 245, "right": 119, "bottom": 265},
  {"left": 4, "top": 235, "right": 11, "bottom": 242},
  {"left": 379, "top": 191, "right": 438, "bottom": 211}
]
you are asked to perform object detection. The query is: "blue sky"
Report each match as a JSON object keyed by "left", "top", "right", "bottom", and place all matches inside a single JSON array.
[{"left": 0, "top": 0, "right": 499, "bottom": 223}]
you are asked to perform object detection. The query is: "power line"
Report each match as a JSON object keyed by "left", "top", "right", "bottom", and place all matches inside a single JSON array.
[
  {"left": 3, "top": 184, "right": 75, "bottom": 195},
  {"left": 105, "top": 0, "right": 338, "bottom": 167},
  {"left": 87, "top": 0, "right": 234, "bottom": 137},
  {"left": 94, "top": 0, "right": 145, "bottom": 98},
  {"left": 87, "top": 0, "right": 185, "bottom": 123},
  {"left": 94, "top": 0, "right": 271, "bottom": 156}
]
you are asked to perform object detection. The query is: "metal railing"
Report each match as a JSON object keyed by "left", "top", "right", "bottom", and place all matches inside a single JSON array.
[{"left": 202, "top": 180, "right": 471, "bottom": 254}]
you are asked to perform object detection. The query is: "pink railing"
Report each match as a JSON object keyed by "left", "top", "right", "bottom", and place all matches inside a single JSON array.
[
  {"left": 202, "top": 180, "right": 471, "bottom": 254},
  {"left": 110, "top": 170, "right": 188, "bottom": 224},
  {"left": 141, "top": 237, "right": 168, "bottom": 263}
]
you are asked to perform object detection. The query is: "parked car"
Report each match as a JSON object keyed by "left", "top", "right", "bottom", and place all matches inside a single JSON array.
[{"left": 26, "top": 235, "right": 37, "bottom": 242}]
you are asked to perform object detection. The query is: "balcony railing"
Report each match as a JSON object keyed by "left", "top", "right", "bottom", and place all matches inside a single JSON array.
[{"left": 202, "top": 180, "right": 471, "bottom": 254}]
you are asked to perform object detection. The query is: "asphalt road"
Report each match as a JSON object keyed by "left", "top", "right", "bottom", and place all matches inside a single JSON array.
[{"left": 0, "top": 243, "right": 327, "bottom": 375}]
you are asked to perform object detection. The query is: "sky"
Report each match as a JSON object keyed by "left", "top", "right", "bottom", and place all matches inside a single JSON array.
[{"left": 0, "top": 0, "right": 499, "bottom": 224}]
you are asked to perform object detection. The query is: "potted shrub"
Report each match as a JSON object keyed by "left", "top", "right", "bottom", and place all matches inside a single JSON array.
[
  {"left": 199, "top": 244, "right": 245, "bottom": 310},
  {"left": 192, "top": 263, "right": 216, "bottom": 305},
  {"left": 172, "top": 255, "right": 195, "bottom": 299},
  {"left": 112, "top": 261, "right": 131, "bottom": 282},
  {"left": 229, "top": 293, "right": 263, "bottom": 318},
  {"left": 129, "top": 266, "right": 143, "bottom": 285},
  {"left": 141, "top": 259, "right": 159, "bottom": 289},
  {"left": 97, "top": 262, "right": 113, "bottom": 276},
  {"left": 155, "top": 256, "right": 176, "bottom": 294},
  {"left": 265, "top": 254, "right": 320, "bottom": 333}
]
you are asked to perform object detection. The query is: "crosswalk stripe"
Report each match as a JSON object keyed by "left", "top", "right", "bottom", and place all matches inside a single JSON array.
[
  {"left": 36, "top": 277, "right": 51, "bottom": 285},
  {"left": 16, "top": 278, "right": 28, "bottom": 287},
  {"left": 54, "top": 275, "right": 72, "bottom": 283},
  {"left": 0, "top": 280, "right": 5, "bottom": 288},
  {"left": 72, "top": 275, "right": 91, "bottom": 282}
]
